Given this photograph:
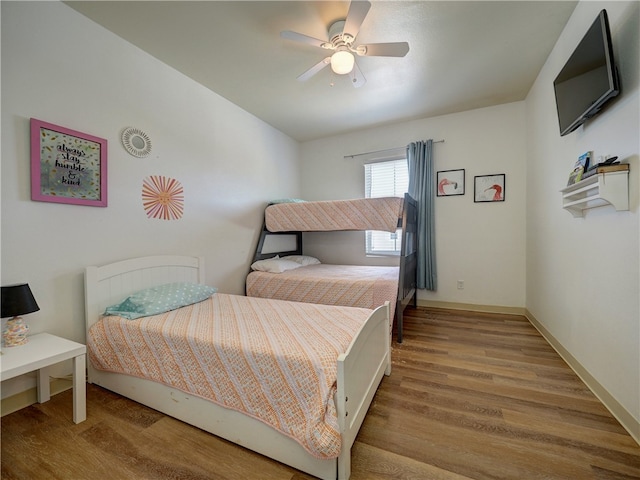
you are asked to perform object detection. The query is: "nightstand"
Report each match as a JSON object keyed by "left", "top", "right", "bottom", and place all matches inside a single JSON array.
[{"left": 1, "top": 333, "right": 86, "bottom": 423}]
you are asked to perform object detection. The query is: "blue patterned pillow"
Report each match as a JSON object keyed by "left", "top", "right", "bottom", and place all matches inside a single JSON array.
[{"left": 104, "top": 282, "right": 217, "bottom": 320}]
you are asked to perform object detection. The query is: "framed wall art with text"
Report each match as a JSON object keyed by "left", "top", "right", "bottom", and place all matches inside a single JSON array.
[{"left": 30, "top": 118, "right": 107, "bottom": 207}]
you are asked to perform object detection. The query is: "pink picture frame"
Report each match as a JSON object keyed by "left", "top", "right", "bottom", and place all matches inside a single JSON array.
[{"left": 30, "top": 118, "right": 107, "bottom": 207}]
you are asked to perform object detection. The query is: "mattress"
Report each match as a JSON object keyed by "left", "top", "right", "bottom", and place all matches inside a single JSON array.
[
  {"left": 87, "top": 293, "right": 373, "bottom": 459},
  {"left": 265, "top": 197, "right": 404, "bottom": 233},
  {"left": 246, "top": 264, "right": 399, "bottom": 326}
]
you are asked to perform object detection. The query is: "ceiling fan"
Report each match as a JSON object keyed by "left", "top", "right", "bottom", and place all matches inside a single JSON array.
[{"left": 281, "top": 0, "right": 410, "bottom": 88}]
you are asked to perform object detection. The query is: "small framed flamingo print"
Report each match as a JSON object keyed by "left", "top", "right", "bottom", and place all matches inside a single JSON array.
[
  {"left": 437, "top": 169, "right": 465, "bottom": 196},
  {"left": 474, "top": 174, "right": 505, "bottom": 202}
]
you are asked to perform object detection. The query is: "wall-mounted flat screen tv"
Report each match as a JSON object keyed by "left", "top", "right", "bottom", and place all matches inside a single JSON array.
[{"left": 553, "top": 9, "right": 620, "bottom": 136}]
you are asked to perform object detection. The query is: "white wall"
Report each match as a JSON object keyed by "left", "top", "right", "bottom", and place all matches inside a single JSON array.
[
  {"left": 300, "top": 102, "right": 527, "bottom": 309},
  {"left": 526, "top": 1, "right": 639, "bottom": 431},
  {"left": 1, "top": 2, "right": 299, "bottom": 396}
]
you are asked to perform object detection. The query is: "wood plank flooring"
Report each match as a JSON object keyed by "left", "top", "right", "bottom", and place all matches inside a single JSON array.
[{"left": 2, "top": 307, "right": 639, "bottom": 479}]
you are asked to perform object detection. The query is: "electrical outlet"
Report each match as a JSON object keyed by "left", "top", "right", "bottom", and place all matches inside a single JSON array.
[{"left": 457, "top": 280, "right": 464, "bottom": 290}]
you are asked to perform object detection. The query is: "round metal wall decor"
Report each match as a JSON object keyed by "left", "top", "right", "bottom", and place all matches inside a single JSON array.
[{"left": 121, "top": 127, "right": 152, "bottom": 158}]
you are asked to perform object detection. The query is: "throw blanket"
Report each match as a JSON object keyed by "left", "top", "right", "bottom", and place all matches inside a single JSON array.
[
  {"left": 265, "top": 197, "right": 403, "bottom": 233},
  {"left": 87, "top": 293, "right": 372, "bottom": 459},
  {"left": 246, "top": 264, "right": 398, "bottom": 329}
]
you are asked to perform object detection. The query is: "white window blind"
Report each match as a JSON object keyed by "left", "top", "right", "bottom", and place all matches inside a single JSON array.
[{"left": 364, "top": 159, "right": 408, "bottom": 255}]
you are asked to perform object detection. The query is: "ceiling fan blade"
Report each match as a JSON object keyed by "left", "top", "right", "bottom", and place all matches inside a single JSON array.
[
  {"left": 297, "top": 57, "right": 331, "bottom": 82},
  {"left": 358, "top": 42, "right": 410, "bottom": 57},
  {"left": 349, "top": 61, "right": 366, "bottom": 88},
  {"left": 343, "top": 0, "right": 371, "bottom": 39},
  {"left": 280, "top": 30, "right": 328, "bottom": 49}
]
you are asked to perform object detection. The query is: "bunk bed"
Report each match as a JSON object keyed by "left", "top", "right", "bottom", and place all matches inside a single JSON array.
[
  {"left": 247, "top": 193, "right": 418, "bottom": 343},
  {"left": 84, "top": 255, "right": 391, "bottom": 480}
]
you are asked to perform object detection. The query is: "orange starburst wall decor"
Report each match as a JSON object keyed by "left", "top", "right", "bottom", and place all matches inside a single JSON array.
[{"left": 142, "top": 175, "right": 184, "bottom": 220}]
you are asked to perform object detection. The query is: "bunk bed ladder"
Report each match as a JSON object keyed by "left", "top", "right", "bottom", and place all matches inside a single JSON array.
[{"left": 396, "top": 193, "right": 418, "bottom": 343}]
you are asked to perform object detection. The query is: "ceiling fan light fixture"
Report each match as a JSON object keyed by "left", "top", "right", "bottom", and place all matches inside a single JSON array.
[
  {"left": 282, "top": 0, "right": 407, "bottom": 87},
  {"left": 331, "top": 50, "right": 355, "bottom": 75}
]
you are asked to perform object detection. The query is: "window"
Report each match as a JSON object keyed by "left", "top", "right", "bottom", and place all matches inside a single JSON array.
[{"left": 364, "top": 159, "right": 408, "bottom": 255}]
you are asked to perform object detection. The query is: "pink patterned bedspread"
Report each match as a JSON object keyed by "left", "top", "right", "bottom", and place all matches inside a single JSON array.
[
  {"left": 87, "top": 293, "right": 373, "bottom": 459},
  {"left": 246, "top": 264, "right": 398, "bottom": 328},
  {"left": 265, "top": 197, "right": 404, "bottom": 233}
]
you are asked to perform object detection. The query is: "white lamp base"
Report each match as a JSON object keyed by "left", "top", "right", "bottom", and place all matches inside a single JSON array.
[{"left": 3, "top": 316, "right": 29, "bottom": 347}]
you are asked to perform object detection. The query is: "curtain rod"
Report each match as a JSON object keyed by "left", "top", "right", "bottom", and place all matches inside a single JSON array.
[{"left": 344, "top": 139, "right": 445, "bottom": 159}]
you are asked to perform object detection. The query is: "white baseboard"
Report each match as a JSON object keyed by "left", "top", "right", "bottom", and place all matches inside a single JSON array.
[
  {"left": 415, "top": 301, "right": 639, "bottom": 445},
  {"left": 525, "top": 309, "right": 639, "bottom": 446},
  {"left": 417, "top": 299, "right": 526, "bottom": 316},
  {"left": 1, "top": 378, "right": 72, "bottom": 417}
]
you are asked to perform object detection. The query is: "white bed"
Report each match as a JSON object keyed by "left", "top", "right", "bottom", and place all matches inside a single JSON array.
[{"left": 84, "top": 255, "right": 391, "bottom": 480}]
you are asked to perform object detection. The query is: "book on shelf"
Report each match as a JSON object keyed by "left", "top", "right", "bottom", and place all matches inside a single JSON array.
[
  {"left": 567, "top": 168, "right": 583, "bottom": 186},
  {"left": 577, "top": 151, "right": 591, "bottom": 171},
  {"left": 567, "top": 151, "right": 592, "bottom": 186}
]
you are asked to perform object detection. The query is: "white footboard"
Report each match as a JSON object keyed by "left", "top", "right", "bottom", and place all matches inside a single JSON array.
[{"left": 336, "top": 302, "right": 391, "bottom": 480}]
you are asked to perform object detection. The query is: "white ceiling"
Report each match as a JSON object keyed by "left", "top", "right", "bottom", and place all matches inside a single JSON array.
[{"left": 66, "top": 1, "right": 577, "bottom": 142}]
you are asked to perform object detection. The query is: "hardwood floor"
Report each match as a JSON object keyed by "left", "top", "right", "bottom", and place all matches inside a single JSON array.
[{"left": 2, "top": 307, "right": 639, "bottom": 479}]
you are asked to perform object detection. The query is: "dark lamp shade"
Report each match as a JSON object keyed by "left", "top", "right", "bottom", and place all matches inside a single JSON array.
[{"left": 1, "top": 284, "right": 40, "bottom": 318}]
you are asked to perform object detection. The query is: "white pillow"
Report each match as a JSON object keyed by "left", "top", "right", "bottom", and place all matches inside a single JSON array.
[
  {"left": 251, "top": 258, "right": 302, "bottom": 273},
  {"left": 282, "top": 255, "right": 321, "bottom": 266}
]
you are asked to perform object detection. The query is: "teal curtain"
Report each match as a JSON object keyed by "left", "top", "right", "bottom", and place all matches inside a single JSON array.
[{"left": 407, "top": 140, "right": 437, "bottom": 290}]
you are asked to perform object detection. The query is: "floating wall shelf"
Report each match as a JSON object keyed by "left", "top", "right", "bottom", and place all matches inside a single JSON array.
[{"left": 561, "top": 167, "right": 629, "bottom": 218}]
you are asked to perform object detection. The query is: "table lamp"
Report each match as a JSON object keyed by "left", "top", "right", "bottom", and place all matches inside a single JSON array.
[{"left": 1, "top": 283, "right": 40, "bottom": 347}]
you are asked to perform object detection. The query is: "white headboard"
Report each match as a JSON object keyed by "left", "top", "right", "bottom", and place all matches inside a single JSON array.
[{"left": 84, "top": 255, "right": 205, "bottom": 331}]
